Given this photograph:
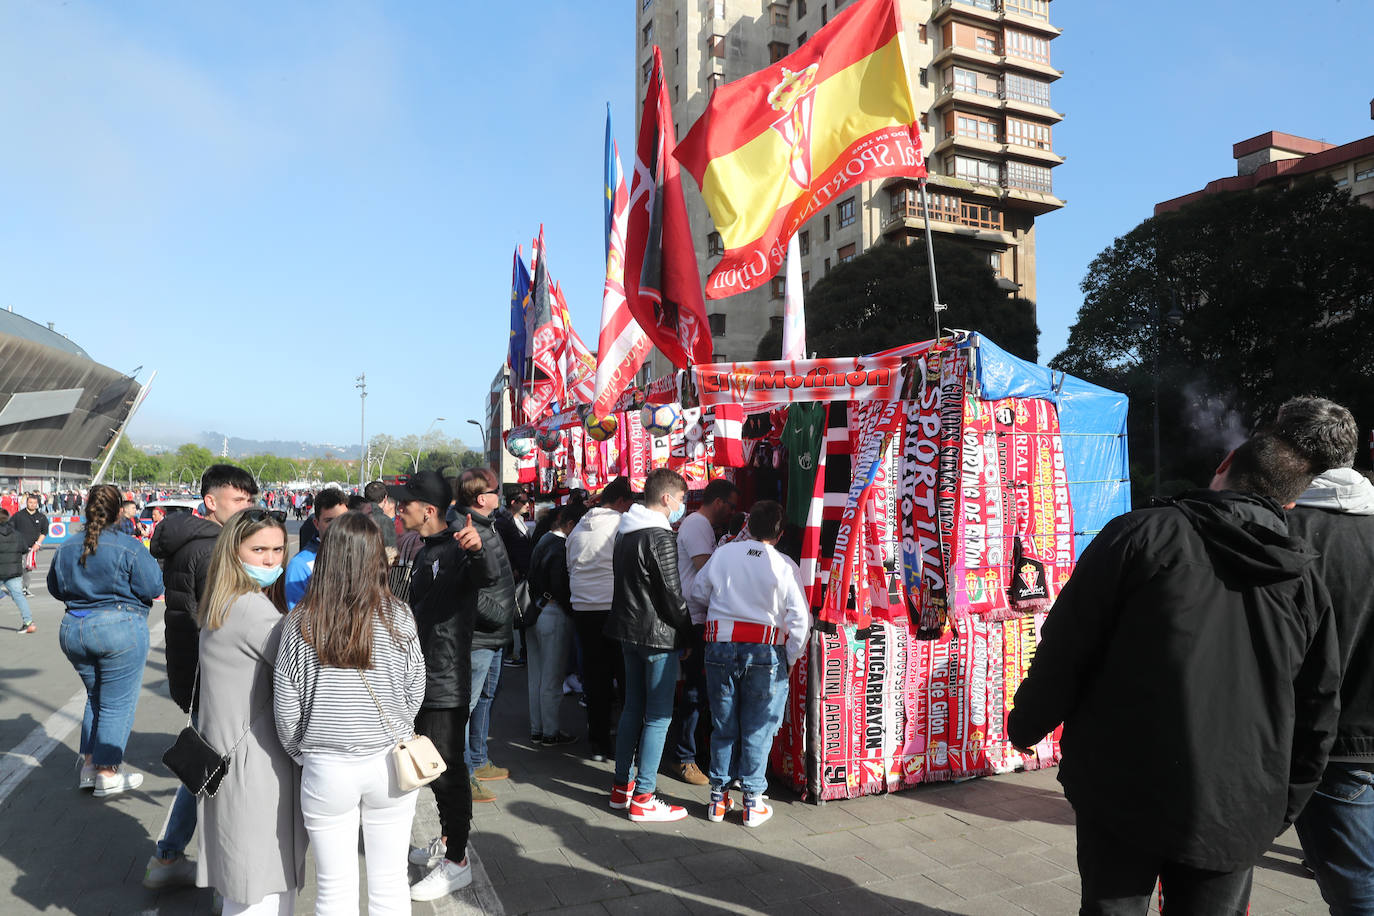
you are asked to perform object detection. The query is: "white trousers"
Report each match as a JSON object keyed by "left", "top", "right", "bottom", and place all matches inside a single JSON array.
[
  {"left": 223, "top": 892, "right": 293, "bottom": 916},
  {"left": 301, "top": 748, "right": 418, "bottom": 916}
]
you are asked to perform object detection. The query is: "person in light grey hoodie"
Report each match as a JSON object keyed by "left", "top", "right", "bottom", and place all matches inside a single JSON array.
[{"left": 1275, "top": 397, "right": 1374, "bottom": 914}]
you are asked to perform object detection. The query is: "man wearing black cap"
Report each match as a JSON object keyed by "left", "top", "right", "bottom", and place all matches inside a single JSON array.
[{"left": 386, "top": 470, "right": 500, "bottom": 902}]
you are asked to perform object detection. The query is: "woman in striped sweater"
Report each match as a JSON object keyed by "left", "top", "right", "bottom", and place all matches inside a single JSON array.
[{"left": 274, "top": 511, "right": 425, "bottom": 915}]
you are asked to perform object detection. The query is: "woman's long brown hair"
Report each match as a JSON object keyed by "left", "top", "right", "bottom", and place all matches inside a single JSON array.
[
  {"left": 79, "top": 485, "right": 124, "bottom": 566},
  {"left": 293, "top": 511, "right": 400, "bottom": 669}
]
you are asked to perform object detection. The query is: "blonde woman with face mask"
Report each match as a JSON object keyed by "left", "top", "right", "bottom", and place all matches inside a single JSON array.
[{"left": 195, "top": 510, "right": 306, "bottom": 915}]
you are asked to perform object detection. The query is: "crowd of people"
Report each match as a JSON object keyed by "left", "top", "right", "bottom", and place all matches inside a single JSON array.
[{"left": 16, "top": 392, "right": 1374, "bottom": 914}]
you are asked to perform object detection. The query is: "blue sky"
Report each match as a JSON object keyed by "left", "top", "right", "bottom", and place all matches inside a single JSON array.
[{"left": 2, "top": 0, "right": 1371, "bottom": 449}]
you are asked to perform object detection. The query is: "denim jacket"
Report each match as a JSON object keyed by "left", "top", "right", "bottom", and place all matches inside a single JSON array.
[{"left": 47, "top": 528, "right": 164, "bottom": 616}]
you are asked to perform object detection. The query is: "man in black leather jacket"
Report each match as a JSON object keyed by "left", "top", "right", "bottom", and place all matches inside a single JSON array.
[
  {"left": 453, "top": 468, "right": 517, "bottom": 802},
  {"left": 389, "top": 470, "right": 497, "bottom": 901},
  {"left": 605, "top": 468, "right": 694, "bottom": 823}
]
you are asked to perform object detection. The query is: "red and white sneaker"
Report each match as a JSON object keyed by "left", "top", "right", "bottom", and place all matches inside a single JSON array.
[
  {"left": 609, "top": 781, "right": 633, "bottom": 810},
  {"left": 743, "top": 794, "right": 773, "bottom": 828},
  {"left": 707, "top": 789, "right": 735, "bottom": 823},
  {"left": 628, "top": 793, "right": 688, "bottom": 823}
]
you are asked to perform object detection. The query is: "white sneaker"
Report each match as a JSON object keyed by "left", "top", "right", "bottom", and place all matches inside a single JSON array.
[
  {"left": 410, "top": 855, "right": 472, "bottom": 901},
  {"left": 408, "top": 836, "right": 446, "bottom": 868},
  {"left": 143, "top": 853, "right": 197, "bottom": 889},
  {"left": 628, "top": 795, "right": 688, "bottom": 823},
  {"left": 743, "top": 794, "right": 773, "bottom": 828},
  {"left": 78, "top": 761, "right": 95, "bottom": 791},
  {"left": 93, "top": 769, "right": 143, "bottom": 798}
]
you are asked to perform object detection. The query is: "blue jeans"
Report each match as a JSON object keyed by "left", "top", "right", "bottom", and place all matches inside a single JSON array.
[
  {"left": 669, "top": 625, "right": 706, "bottom": 765},
  {"left": 526, "top": 604, "right": 573, "bottom": 737},
  {"left": 59, "top": 610, "right": 150, "bottom": 767},
  {"left": 466, "top": 647, "right": 503, "bottom": 772},
  {"left": 615, "top": 643, "right": 679, "bottom": 797},
  {"left": 1296, "top": 762, "right": 1374, "bottom": 915},
  {"left": 1, "top": 576, "right": 33, "bottom": 627},
  {"left": 704, "top": 642, "right": 789, "bottom": 796},
  {"left": 157, "top": 709, "right": 199, "bottom": 859}
]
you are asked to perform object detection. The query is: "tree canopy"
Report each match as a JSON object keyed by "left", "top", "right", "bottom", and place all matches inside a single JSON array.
[
  {"left": 1051, "top": 176, "right": 1374, "bottom": 500},
  {"left": 755, "top": 237, "right": 1039, "bottom": 361}
]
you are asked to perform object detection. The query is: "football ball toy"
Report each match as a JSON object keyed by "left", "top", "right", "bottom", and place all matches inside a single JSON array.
[
  {"left": 536, "top": 429, "right": 562, "bottom": 452},
  {"left": 641, "top": 403, "right": 681, "bottom": 437},
  {"left": 506, "top": 436, "right": 533, "bottom": 459},
  {"left": 584, "top": 414, "right": 618, "bottom": 441}
]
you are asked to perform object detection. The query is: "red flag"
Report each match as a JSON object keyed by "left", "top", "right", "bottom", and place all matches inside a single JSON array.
[
  {"left": 624, "top": 46, "right": 712, "bottom": 369},
  {"left": 524, "top": 227, "right": 565, "bottom": 420}
]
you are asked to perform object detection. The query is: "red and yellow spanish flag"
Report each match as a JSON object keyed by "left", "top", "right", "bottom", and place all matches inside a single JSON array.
[{"left": 674, "top": 0, "right": 925, "bottom": 299}]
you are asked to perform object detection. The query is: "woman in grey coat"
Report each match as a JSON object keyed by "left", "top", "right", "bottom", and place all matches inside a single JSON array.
[{"left": 196, "top": 509, "right": 306, "bottom": 915}]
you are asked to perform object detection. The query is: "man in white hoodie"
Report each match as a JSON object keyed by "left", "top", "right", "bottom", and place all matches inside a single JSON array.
[
  {"left": 566, "top": 476, "right": 637, "bottom": 761},
  {"left": 688, "top": 500, "right": 810, "bottom": 828},
  {"left": 1275, "top": 397, "right": 1374, "bottom": 913}
]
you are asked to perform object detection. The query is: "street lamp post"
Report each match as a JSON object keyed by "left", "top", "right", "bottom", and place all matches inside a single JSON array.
[
  {"left": 466, "top": 419, "right": 485, "bottom": 456},
  {"left": 411, "top": 416, "right": 446, "bottom": 475},
  {"left": 356, "top": 373, "right": 367, "bottom": 490}
]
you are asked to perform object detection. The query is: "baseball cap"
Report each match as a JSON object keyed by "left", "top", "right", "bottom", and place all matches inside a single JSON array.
[{"left": 386, "top": 470, "right": 451, "bottom": 510}]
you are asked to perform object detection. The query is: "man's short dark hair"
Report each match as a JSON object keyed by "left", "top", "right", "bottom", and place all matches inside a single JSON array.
[
  {"left": 747, "top": 500, "right": 785, "bottom": 541},
  {"left": 122, "top": 500, "right": 136, "bottom": 510},
  {"left": 1272, "top": 397, "right": 1359, "bottom": 470},
  {"left": 644, "top": 468, "right": 687, "bottom": 507},
  {"left": 1226, "top": 433, "right": 1320, "bottom": 505},
  {"left": 0, "top": 509, "right": 9, "bottom": 522},
  {"left": 346, "top": 493, "right": 369, "bottom": 511},
  {"left": 313, "top": 488, "right": 348, "bottom": 514},
  {"left": 363, "top": 480, "right": 389, "bottom": 504},
  {"left": 200, "top": 464, "right": 259, "bottom": 499},
  {"left": 597, "top": 476, "right": 634, "bottom": 506},
  {"left": 702, "top": 479, "right": 739, "bottom": 506}
]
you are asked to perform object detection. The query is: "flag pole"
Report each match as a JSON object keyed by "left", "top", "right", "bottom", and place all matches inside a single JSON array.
[{"left": 917, "top": 179, "right": 947, "bottom": 342}]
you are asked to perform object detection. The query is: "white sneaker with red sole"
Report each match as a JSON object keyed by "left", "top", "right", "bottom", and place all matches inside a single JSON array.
[
  {"left": 743, "top": 794, "right": 773, "bottom": 828},
  {"left": 628, "top": 794, "right": 688, "bottom": 822},
  {"left": 609, "top": 781, "right": 633, "bottom": 810}
]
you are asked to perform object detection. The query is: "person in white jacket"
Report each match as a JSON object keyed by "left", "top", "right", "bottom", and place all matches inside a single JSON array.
[
  {"left": 565, "top": 476, "right": 637, "bottom": 761},
  {"left": 687, "top": 500, "right": 809, "bottom": 828}
]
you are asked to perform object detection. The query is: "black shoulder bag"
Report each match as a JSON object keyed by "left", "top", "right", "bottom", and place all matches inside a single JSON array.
[{"left": 161, "top": 673, "right": 253, "bottom": 798}]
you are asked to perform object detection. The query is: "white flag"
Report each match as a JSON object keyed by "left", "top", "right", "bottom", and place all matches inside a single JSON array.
[{"left": 782, "top": 233, "right": 806, "bottom": 360}]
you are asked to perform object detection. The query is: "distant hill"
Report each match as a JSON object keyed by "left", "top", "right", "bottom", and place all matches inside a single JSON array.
[{"left": 134, "top": 431, "right": 362, "bottom": 460}]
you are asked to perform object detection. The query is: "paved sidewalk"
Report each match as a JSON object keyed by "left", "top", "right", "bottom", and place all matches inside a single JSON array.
[{"left": 0, "top": 546, "right": 1329, "bottom": 914}]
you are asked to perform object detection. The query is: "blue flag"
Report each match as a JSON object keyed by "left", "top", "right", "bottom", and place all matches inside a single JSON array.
[
  {"left": 604, "top": 104, "right": 615, "bottom": 260},
  {"left": 508, "top": 249, "right": 531, "bottom": 392}
]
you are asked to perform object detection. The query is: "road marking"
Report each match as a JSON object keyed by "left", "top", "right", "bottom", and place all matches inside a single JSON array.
[{"left": 0, "top": 621, "right": 166, "bottom": 809}]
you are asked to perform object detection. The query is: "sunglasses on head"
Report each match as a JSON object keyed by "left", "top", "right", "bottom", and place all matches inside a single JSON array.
[{"left": 241, "top": 508, "right": 270, "bottom": 522}]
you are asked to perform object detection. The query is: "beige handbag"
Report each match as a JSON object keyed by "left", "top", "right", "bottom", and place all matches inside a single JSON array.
[{"left": 359, "top": 671, "right": 447, "bottom": 791}]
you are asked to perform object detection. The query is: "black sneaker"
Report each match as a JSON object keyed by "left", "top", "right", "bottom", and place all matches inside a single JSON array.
[
  {"left": 530, "top": 733, "right": 544, "bottom": 744},
  {"left": 541, "top": 731, "right": 577, "bottom": 747},
  {"left": 504, "top": 656, "right": 526, "bottom": 668}
]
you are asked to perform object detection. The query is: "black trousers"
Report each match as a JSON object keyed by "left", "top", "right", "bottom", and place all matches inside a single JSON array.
[
  {"left": 573, "top": 610, "right": 620, "bottom": 754},
  {"left": 1076, "top": 813, "right": 1254, "bottom": 915},
  {"left": 415, "top": 705, "right": 472, "bottom": 860}
]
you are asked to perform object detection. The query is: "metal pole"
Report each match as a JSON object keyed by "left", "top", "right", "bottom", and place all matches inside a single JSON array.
[
  {"left": 355, "top": 373, "right": 367, "bottom": 490},
  {"left": 1152, "top": 342, "right": 1161, "bottom": 500},
  {"left": 917, "top": 179, "right": 947, "bottom": 341}
]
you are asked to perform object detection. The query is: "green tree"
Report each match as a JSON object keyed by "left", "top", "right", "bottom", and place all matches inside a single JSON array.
[
  {"left": 1051, "top": 176, "right": 1374, "bottom": 502},
  {"left": 754, "top": 238, "right": 1039, "bottom": 361}
]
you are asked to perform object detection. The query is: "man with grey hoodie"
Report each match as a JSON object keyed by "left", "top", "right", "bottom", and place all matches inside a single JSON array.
[{"left": 1275, "top": 397, "right": 1374, "bottom": 914}]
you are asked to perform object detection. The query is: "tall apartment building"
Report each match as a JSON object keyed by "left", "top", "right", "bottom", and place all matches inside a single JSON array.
[{"left": 635, "top": 0, "right": 1064, "bottom": 371}]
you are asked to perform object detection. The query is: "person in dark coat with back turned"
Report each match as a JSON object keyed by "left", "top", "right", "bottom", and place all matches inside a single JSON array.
[
  {"left": 1007, "top": 431, "right": 1342, "bottom": 916},
  {"left": 1272, "top": 397, "right": 1374, "bottom": 914},
  {"left": 0, "top": 508, "right": 36, "bottom": 633},
  {"left": 142, "top": 464, "right": 258, "bottom": 890},
  {"left": 388, "top": 470, "right": 499, "bottom": 902},
  {"left": 605, "top": 468, "right": 694, "bottom": 824}
]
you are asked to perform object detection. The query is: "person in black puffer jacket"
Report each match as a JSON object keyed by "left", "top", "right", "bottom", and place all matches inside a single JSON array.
[
  {"left": 144, "top": 464, "right": 257, "bottom": 886},
  {"left": 0, "top": 509, "right": 36, "bottom": 632},
  {"left": 605, "top": 468, "right": 693, "bottom": 823},
  {"left": 451, "top": 468, "right": 517, "bottom": 798}
]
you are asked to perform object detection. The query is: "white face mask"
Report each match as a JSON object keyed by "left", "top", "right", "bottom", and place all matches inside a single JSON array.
[{"left": 241, "top": 561, "right": 284, "bottom": 588}]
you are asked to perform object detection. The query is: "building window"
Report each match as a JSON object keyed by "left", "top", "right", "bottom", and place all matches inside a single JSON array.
[
  {"left": 796, "top": 32, "right": 807, "bottom": 49},
  {"left": 708, "top": 34, "right": 726, "bottom": 58},
  {"left": 642, "top": 22, "right": 653, "bottom": 47},
  {"left": 1005, "top": 160, "right": 1053, "bottom": 194},
  {"left": 976, "top": 33, "right": 998, "bottom": 54},
  {"left": 823, "top": 214, "right": 831, "bottom": 240},
  {"left": 1006, "top": 117, "right": 1052, "bottom": 150},
  {"left": 1332, "top": 174, "right": 1350, "bottom": 188},
  {"left": 1005, "top": 30, "right": 1050, "bottom": 65},
  {"left": 950, "top": 112, "right": 998, "bottom": 142},
  {"left": 713, "top": 352, "right": 729, "bottom": 363},
  {"left": 919, "top": 67, "right": 928, "bottom": 87},
  {"left": 959, "top": 200, "right": 1003, "bottom": 230},
  {"left": 674, "top": 84, "right": 680, "bottom": 102},
  {"left": 796, "top": 0, "right": 807, "bottom": 16},
  {"left": 918, "top": 24, "right": 927, "bottom": 42},
  {"left": 708, "top": 72, "right": 724, "bottom": 92},
  {"left": 824, "top": 257, "right": 832, "bottom": 275},
  {"left": 707, "top": 231, "right": 724, "bottom": 256},
  {"left": 709, "top": 313, "right": 727, "bottom": 335},
  {"left": 769, "top": 40, "right": 789, "bottom": 63},
  {"left": 837, "top": 197, "right": 855, "bottom": 228},
  {"left": 837, "top": 243, "right": 856, "bottom": 263},
  {"left": 773, "top": 7, "right": 789, "bottom": 26},
  {"left": 1355, "top": 165, "right": 1374, "bottom": 182},
  {"left": 1002, "top": 73, "right": 1052, "bottom": 106},
  {"left": 674, "top": 48, "right": 679, "bottom": 65},
  {"left": 949, "top": 155, "right": 1001, "bottom": 187},
  {"left": 770, "top": 316, "right": 784, "bottom": 336},
  {"left": 1004, "top": 0, "right": 1050, "bottom": 21},
  {"left": 986, "top": 250, "right": 1004, "bottom": 276},
  {"left": 802, "top": 270, "right": 810, "bottom": 288},
  {"left": 770, "top": 277, "right": 786, "bottom": 299},
  {"left": 821, "top": 4, "right": 828, "bottom": 24},
  {"left": 949, "top": 66, "right": 998, "bottom": 98},
  {"left": 798, "top": 230, "right": 810, "bottom": 255},
  {"left": 642, "top": 58, "right": 653, "bottom": 83}
]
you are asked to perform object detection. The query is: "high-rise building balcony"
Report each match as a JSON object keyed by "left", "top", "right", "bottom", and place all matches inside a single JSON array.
[{"left": 930, "top": 0, "right": 1001, "bottom": 29}]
